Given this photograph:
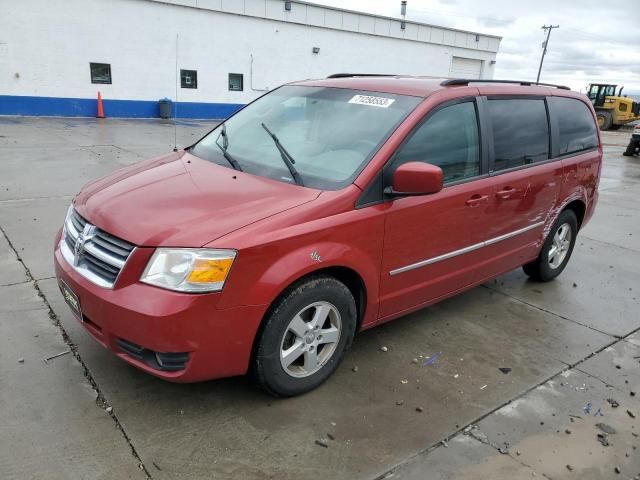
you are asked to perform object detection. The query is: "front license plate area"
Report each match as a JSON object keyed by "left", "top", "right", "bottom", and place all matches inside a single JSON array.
[{"left": 59, "top": 280, "right": 82, "bottom": 320}]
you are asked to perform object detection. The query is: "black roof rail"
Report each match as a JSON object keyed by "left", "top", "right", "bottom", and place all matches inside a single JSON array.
[
  {"left": 327, "top": 73, "right": 400, "bottom": 79},
  {"left": 441, "top": 78, "right": 571, "bottom": 90}
]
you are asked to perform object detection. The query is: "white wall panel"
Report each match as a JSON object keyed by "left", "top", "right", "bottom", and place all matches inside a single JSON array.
[
  {"left": 402, "top": 23, "right": 419, "bottom": 41},
  {"left": 244, "top": 0, "right": 266, "bottom": 17},
  {"left": 324, "top": 9, "right": 342, "bottom": 29},
  {"left": 431, "top": 28, "right": 444, "bottom": 44},
  {"left": 443, "top": 30, "right": 455, "bottom": 45},
  {"left": 0, "top": 0, "right": 499, "bottom": 104},
  {"left": 374, "top": 18, "right": 391, "bottom": 36},
  {"left": 306, "top": 5, "right": 325, "bottom": 27},
  {"left": 197, "top": 0, "right": 222, "bottom": 9},
  {"left": 341, "top": 12, "right": 359, "bottom": 32},
  {"left": 265, "top": 0, "right": 285, "bottom": 20},
  {"left": 221, "top": 0, "right": 243, "bottom": 14},
  {"left": 358, "top": 15, "right": 375, "bottom": 34}
]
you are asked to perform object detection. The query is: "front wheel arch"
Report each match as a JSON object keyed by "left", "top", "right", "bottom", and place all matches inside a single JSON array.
[
  {"left": 255, "top": 265, "right": 366, "bottom": 337},
  {"left": 249, "top": 266, "right": 367, "bottom": 370}
]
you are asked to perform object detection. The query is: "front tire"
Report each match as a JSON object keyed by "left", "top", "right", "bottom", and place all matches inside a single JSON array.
[
  {"left": 523, "top": 210, "right": 578, "bottom": 282},
  {"left": 253, "top": 276, "right": 357, "bottom": 397}
]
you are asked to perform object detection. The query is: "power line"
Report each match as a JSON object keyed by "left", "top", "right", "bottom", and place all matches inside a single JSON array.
[{"left": 537, "top": 25, "right": 559, "bottom": 83}]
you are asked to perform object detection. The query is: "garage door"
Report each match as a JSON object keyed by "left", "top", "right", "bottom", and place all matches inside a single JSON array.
[{"left": 450, "top": 57, "right": 483, "bottom": 79}]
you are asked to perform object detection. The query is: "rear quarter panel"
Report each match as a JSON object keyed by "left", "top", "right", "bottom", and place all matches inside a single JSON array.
[{"left": 552, "top": 93, "right": 602, "bottom": 232}]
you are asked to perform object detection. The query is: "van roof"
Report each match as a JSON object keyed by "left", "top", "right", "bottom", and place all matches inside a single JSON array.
[{"left": 292, "top": 75, "right": 574, "bottom": 99}]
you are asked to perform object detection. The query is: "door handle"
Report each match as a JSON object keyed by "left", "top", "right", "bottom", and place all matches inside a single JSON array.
[
  {"left": 466, "top": 194, "right": 489, "bottom": 207},
  {"left": 496, "top": 186, "right": 516, "bottom": 199}
]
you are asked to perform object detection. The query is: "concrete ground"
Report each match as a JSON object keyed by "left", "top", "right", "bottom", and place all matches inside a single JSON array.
[{"left": 0, "top": 117, "right": 638, "bottom": 480}]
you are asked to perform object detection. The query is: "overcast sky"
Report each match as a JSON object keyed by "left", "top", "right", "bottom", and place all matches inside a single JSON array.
[{"left": 314, "top": 0, "right": 640, "bottom": 94}]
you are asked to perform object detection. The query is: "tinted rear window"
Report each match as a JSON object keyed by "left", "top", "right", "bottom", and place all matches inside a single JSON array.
[
  {"left": 488, "top": 99, "right": 550, "bottom": 172},
  {"left": 551, "top": 97, "right": 598, "bottom": 155}
]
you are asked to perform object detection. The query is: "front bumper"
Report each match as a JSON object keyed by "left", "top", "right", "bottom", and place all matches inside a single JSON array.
[{"left": 53, "top": 229, "right": 267, "bottom": 382}]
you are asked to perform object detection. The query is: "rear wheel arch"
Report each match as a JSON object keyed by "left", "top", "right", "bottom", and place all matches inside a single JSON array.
[
  {"left": 524, "top": 209, "right": 578, "bottom": 281},
  {"left": 563, "top": 199, "right": 586, "bottom": 230}
]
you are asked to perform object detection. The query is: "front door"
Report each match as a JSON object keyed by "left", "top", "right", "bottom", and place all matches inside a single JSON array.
[{"left": 378, "top": 99, "right": 492, "bottom": 320}]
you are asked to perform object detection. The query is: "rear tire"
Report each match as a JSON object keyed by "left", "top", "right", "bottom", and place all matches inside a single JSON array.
[
  {"left": 523, "top": 210, "right": 578, "bottom": 282},
  {"left": 253, "top": 276, "right": 356, "bottom": 397},
  {"left": 596, "top": 110, "right": 612, "bottom": 130}
]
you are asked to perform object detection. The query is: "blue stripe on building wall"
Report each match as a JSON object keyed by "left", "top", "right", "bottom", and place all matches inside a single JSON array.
[{"left": 0, "top": 95, "right": 244, "bottom": 119}]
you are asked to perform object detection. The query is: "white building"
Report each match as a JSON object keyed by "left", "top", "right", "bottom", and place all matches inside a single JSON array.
[{"left": 0, "top": 0, "right": 501, "bottom": 118}]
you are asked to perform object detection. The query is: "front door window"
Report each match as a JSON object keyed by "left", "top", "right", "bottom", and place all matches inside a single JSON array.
[{"left": 392, "top": 101, "right": 480, "bottom": 183}]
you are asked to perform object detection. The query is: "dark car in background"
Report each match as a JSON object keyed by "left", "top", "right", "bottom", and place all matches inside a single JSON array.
[{"left": 624, "top": 124, "right": 640, "bottom": 156}]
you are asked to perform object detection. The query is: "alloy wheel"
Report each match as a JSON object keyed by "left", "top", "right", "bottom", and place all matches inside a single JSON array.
[
  {"left": 279, "top": 301, "right": 342, "bottom": 378},
  {"left": 548, "top": 222, "right": 572, "bottom": 269}
]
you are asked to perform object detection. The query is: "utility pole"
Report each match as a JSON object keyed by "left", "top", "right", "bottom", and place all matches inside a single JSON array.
[{"left": 536, "top": 25, "right": 559, "bottom": 83}]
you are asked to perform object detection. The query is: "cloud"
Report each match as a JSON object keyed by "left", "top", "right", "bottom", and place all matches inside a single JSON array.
[
  {"left": 477, "top": 16, "right": 515, "bottom": 29},
  {"left": 316, "top": 0, "right": 640, "bottom": 91}
]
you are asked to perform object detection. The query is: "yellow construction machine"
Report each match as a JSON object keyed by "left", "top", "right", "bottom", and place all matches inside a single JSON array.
[{"left": 586, "top": 83, "right": 640, "bottom": 130}]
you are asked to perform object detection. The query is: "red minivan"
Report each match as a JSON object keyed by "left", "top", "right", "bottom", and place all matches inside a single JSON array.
[{"left": 54, "top": 76, "right": 601, "bottom": 396}]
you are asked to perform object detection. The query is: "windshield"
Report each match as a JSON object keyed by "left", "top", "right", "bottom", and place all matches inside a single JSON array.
[{"left": 190, "top": 85, "right": 421, "bottom": 190}]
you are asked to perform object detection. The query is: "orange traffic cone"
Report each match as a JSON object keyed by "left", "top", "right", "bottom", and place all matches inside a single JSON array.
[{"left": 96, "top": 92, "right": 105, "bottom": 118}]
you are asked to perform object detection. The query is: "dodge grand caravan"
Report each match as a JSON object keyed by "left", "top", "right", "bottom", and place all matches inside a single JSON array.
[{"left": 54, "top": 76, "right": 602, "bottom": 396}]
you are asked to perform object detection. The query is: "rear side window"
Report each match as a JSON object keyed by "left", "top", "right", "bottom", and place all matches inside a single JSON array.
[
  {"left": 488, "top": 99, "right": 549, "bottom": 172},
  {"left": 393, "top": 101, "right": 480, "bottom": 183},
  {"left": 551, "top": 97, "right": 598, "bottom": 155}
]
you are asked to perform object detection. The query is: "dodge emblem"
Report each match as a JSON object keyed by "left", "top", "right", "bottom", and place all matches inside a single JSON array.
[{"left": 73, "top": 224, "right": 97, "bottom": 266}]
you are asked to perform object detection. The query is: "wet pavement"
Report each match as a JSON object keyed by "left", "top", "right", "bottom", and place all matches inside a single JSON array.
[{"left": 0, "top": 118, "right": 638, "bottom": 479}]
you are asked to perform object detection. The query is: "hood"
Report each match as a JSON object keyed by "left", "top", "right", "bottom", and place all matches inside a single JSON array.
[{"left": 74, "top": 151, "right": 320, "bottom": 247}]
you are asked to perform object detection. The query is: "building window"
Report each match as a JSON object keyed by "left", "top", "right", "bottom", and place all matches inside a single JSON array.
[
  {"left": 180, "top": 69, "right": 197, "bottom": 89},
  {"left": 228, "top": 73, "right": 244, "bottom": 91},
  {"left": 90, "top": 63, "right": 112, "bottom": 84}
]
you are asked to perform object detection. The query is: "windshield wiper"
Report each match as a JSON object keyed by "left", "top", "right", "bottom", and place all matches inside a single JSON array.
[
  {"left": 215, "top": 123, "right": 243, "bottom": 171},
  {"left": 260, "top": 122, "right": 304, "bottom": 186}
]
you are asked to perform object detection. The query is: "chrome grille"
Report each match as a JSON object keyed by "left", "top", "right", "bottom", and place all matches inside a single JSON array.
[{"left": 60, "top": 208, "right": 135, "bottom": 288}]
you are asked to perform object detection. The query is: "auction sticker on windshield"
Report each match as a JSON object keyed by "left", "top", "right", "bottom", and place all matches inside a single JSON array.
[{"left": 348, "top": 94, "right": 395, "bottom": 108}]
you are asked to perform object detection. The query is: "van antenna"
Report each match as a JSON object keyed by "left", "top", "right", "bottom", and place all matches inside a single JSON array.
[{"left": 173, "top": 33, "right": 179, "bottom": 152}]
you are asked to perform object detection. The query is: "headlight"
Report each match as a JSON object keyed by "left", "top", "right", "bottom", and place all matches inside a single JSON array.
[{"left": 140, "top": 248, "right": 236, "bottom": 293}]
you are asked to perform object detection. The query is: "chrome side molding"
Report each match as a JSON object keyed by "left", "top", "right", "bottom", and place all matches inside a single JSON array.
[{"left": 390, "top": 221, "right": 545, "bottom": 276}]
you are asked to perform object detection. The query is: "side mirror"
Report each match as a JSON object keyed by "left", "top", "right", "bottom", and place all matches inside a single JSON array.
[{"left": 385, "top": 161, "right": 444, "bottom": 197}]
